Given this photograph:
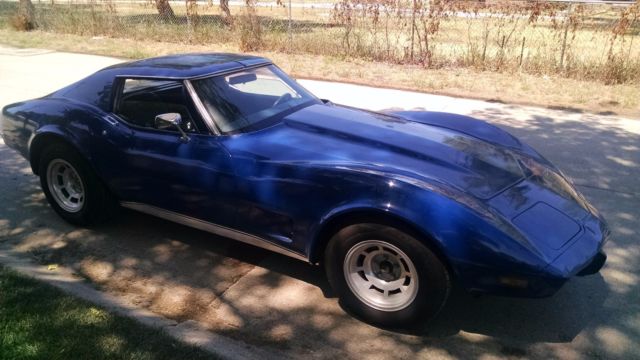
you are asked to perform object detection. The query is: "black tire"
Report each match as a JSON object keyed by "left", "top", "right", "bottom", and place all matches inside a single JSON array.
[
  {"left": 325, "top": 223, "right": 451, "bottom": 328},
  {"left": 38, "top": 143, "right": 116, "bottom": 226}
]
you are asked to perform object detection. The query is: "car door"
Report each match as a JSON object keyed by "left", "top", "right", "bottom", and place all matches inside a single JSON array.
[{"left": 107, "top": 77, "right": 238, "bottom": 229}]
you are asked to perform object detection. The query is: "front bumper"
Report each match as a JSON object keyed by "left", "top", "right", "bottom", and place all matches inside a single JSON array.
[
  {"left": 459, "top": 226, "right": 608, "bottom": 298},
  {"left": 577, "top": 251, "right": 607, "bottom": 276}
]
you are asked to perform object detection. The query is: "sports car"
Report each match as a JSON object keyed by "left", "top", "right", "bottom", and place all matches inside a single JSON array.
[{"left": 1, "top": 53, "right": 608, "bottom": 327}]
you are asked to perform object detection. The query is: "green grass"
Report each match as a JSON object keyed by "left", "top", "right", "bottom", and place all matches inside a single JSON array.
[{"left": 0, "top": 266, "right": 215, "bottom": 360}]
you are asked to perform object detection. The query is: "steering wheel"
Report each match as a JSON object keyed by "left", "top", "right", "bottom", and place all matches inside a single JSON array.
[{"left": 273, "top": 93, "right": 293, "bottom": 107}]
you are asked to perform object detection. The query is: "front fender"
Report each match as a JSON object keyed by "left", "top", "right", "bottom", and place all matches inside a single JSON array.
[{"left": 307, "top": 171, "right": 549, "bottom": 281}]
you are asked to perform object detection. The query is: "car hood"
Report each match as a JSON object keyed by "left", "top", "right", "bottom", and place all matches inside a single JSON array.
[{"left": 228, "top": 104, "right": 527, "bottom": 199}]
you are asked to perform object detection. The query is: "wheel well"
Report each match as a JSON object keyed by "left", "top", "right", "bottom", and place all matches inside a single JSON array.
[
  {"left": 310, "top": 210, "right": 455, "bottom": 276},
  {"left": 29, "top": 134, "right": 76, "bottom": 175}
]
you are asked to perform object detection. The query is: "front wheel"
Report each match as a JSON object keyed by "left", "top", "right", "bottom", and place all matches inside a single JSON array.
[
  {"left": 39, "top": 143, "right": 115, "bottom": 225},
  {"left": 325, "top": 223, "right": 451, "bottom": 327}
]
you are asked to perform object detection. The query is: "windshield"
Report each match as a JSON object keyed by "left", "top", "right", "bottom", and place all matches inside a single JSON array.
[{"left": 191, "top": 65, "right": 319, "bottom": 134}]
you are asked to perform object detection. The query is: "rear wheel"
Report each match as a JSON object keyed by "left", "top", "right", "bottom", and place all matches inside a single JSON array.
[
  {"left": 46, "top": 158, "right": 85, "bottom": 213},
  {"left": 325, "top": 223, "right": 451, "bottom": 327},
  {"left": 39, "top": 143, "right": 115, "bottom": 225}
]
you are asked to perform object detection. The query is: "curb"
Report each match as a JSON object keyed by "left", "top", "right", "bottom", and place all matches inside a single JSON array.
[{"left": 0, "top": 249, "right": 286, "bottom": 360}]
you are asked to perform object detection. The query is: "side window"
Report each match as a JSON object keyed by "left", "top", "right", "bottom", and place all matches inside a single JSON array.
[{"left": 115, "top": 79, "right": 200, "bottom": 133}]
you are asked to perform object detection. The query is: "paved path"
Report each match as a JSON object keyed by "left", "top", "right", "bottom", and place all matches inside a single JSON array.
[{"left": 1, "top": 46, "right": 639, "bottom": 359}]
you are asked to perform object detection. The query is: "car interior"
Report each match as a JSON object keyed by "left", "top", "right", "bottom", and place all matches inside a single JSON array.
[
  {"left": 191, "top": 71, "right": 301, "bottom": 134},
  {"left": 115, "top": 80, "right": 202, "bottom": 134}
]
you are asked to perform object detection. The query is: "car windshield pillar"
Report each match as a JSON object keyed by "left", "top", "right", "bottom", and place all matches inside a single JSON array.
[{"left": 184, "top": 79, "right": 220, "bottom": 135}]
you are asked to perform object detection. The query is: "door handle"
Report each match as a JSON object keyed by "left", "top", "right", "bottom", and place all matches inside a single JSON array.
[{"left": 105, "top": 115, "right": 119, "bottom": 126}]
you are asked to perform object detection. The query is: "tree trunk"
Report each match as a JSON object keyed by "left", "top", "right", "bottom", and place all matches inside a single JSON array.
[
  {"left": 220, "top": 0, "right": 232, "bottom": 22},
  {"left": 186, "top": 0, "right": 198, "bottom": 29},
  {"left": 155, "top": 0, "right": 175, "bottom": 20},
  {"left": 18, "top": 0, "right": 36, "bottom": 29}
]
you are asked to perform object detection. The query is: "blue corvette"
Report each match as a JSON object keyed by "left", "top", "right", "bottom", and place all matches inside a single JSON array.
[{"left": 1, "top": 54, "right": 608, "bottom": 326}]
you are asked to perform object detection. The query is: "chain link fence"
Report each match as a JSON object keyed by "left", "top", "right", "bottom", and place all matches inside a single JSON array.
[{"left": 1, "top": 0, "right": 639, "bottom": 83}]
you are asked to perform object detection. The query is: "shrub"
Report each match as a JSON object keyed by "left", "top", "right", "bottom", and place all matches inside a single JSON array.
[
  {"left": 9, "top": 12, "right": 34, "bottom": 31},
  {"left": 238, "top": 1, "right": 263, "bottom": 51}
]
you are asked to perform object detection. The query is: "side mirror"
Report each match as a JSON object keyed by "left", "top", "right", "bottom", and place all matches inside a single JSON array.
[{"left": 154, "top": 113, "right": 189, "bottom": 143}]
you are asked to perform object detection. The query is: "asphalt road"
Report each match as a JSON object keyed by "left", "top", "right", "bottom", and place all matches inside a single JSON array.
[{"left": 0, "top": 46, "right": 639, "bottom": 359}]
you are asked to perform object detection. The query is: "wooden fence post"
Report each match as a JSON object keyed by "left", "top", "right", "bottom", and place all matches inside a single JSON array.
[{"left": 560, "top": 3, "right": 572, "bottom": 69}]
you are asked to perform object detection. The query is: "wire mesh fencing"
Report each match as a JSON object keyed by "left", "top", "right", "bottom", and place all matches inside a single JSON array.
[{"left": 1, "top": 0, "right": 639, "bottom": 83}]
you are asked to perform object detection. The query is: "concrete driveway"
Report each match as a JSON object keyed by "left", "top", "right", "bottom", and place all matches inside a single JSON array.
[{"left": 1, "top": 46, "right": 639, "bottom": 359}]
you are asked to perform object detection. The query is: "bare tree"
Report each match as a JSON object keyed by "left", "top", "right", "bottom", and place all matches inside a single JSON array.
[
  {"left": 18, "top": 0, "right": 36, "bottom": 29},
  {"left": 220, "top": 0, "right": 232, "bottom": 22},
  {"left": 157, "top": 0, "right": 231, "bottom": 25},
  {"left": 18, "top": 0, "right": 36, "bottom": 23},
  {"left": 186, "top": 0, "right": 198, "bottom": 27},
  {"left": 155, "top": 0, "right": 175, "bottom": 20}
]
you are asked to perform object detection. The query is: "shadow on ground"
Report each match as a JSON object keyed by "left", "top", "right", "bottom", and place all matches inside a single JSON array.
[{"left": 1, "top": 104, "right": 638, "bottom": 359}]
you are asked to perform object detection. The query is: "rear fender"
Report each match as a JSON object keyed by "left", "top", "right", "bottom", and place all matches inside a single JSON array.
[
  {"left": 29, "top": 125, "right": 92, "bottom": 175},
  {"left": 2, "top": 98, "right": 106, "bottom": 176}
]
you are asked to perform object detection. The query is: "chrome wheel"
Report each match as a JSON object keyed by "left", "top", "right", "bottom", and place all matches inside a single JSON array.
[
  {"left": 343, "top": 240, "right": 419, "bottom": 312},
  {"left": 46, "top": 159, "right": 85, "bottom": 213}
]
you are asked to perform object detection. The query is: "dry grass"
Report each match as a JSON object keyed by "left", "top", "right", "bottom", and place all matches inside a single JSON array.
[
  {"left": 1, "top": 1, "right": 638, "bottom": 85},
  {"left": 332, "top": 1, "right": 640, "bottom": 84},
  {"left": 0, "top": 28, "right": 637, "bottom": 117}
]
